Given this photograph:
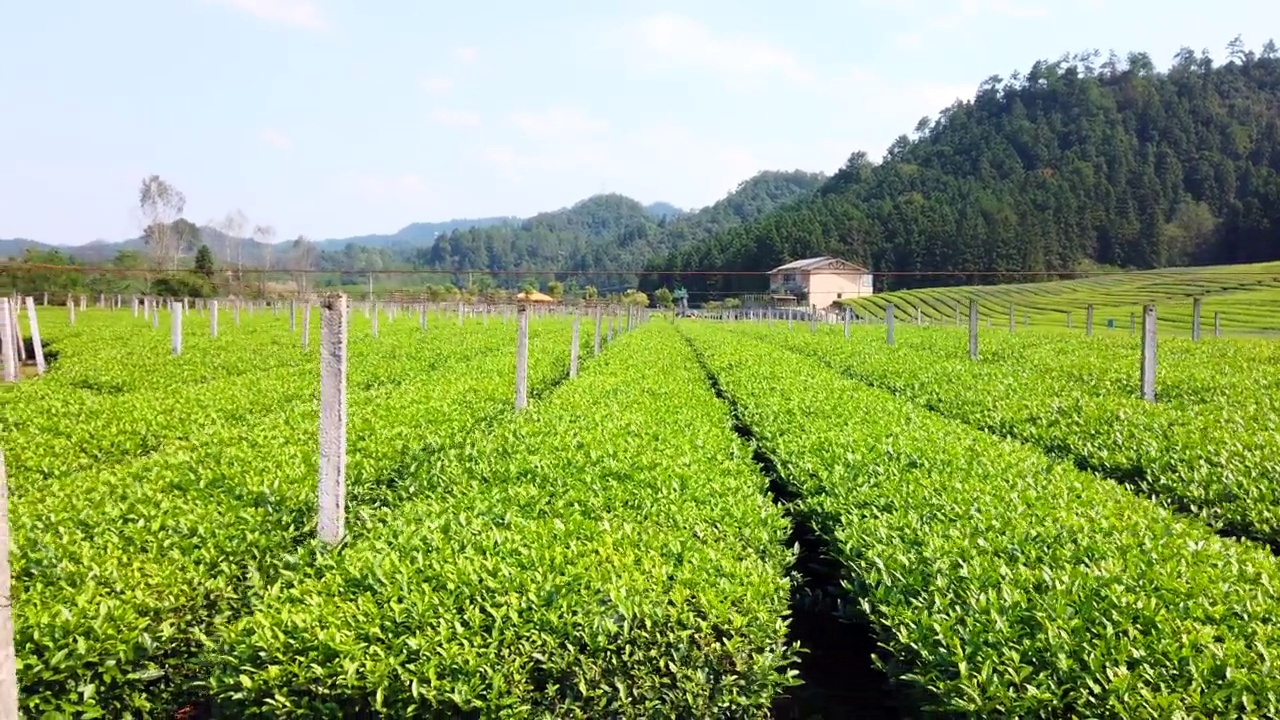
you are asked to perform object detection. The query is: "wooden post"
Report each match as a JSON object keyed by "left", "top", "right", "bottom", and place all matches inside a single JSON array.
[
  {"left": 1214, "top": 311, "right": 1221, "bottom": 337},
  {"left": 0, "top": 300, "right": 15, "bottom": 383},
  {"left": 1086, "top": 305, "right": 1094, "bottom": 336},
  {"left": 170, "top": 300, "right": 182, "bottom": 356},
  {"left": 968, "top": 299, "right": 979, "bottom": 360},
  {"left": 1141, "top": 304, "right": 1156, "bottom": 403},
  {"left": 302, "top": 303, "right": 312, "bottom": 349},
  {"left": 886, "top": 303, "right": 895, "bottom": 345},
  {"left": 569, "top": 313, "right": 580, "bottom": 379},
  {"left": 25, "top": 297, "right": 45, "bottom": 375},
  {"left": 1192, "top": 297, "right": 1202, "bottom": 341},
  {"left": 514, "top": 304, "right": 529, "bottom": 411},
  {"left": 0, "top": 450, "right": 17, "bottom": 717},
  {"left": 290, "top": 299, "right": 297, "bottom": 333},
  {"left": 318, "top": 294, "right": 347, "bottom": 545}
]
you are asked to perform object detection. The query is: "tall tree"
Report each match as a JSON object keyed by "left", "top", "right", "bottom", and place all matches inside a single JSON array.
[
  {"left": 194, "top": 244, "right": 216, "bottom": 280},
  {"left": 138, "top": 175, "right": 186, "bottom": 272}
]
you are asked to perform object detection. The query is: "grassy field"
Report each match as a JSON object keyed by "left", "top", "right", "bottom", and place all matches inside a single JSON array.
[{"left": 840, "top": 261, "right": 1280, "bottom": 336}]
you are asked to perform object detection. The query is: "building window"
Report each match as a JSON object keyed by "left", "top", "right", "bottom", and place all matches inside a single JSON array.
[
  {"left": 782, "top": 273, "right": 796, "bottom": 284},
  {"left": 836, "top": 293, "right": 843, "bottom": 299}
]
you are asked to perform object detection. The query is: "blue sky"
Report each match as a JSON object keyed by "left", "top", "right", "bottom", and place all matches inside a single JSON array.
[{"left": 1, "top": 0, "right": 1275, "bottom": 244}]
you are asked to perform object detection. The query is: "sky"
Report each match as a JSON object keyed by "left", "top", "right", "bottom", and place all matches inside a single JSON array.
[{"left": 1, "top": 0, "right": 1277, "bottom": 245}]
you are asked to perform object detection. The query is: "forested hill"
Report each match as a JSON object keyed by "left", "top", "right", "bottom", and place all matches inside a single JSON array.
[
  {"left": 412, "top": 169, "right": 825, "bottom": 288},
  {"left": 647, "top": 39, "right": 1280, "bottom": 296}
]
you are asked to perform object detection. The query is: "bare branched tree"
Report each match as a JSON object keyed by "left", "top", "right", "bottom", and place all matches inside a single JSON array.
[
  {"left": 252, "top": 224, "right": 276, "bottom": 296},
  {"left": 138, "top": 175, "right": 186, "bottom": 272},
  {"left": 216, "top": 210, "right": 248, "bottom": 288},
  {"left": 290, "top": 235, "right": 318, "bottom": 296},
  {"left": 173, "top": 219, "right": 201, "bottom": 267}
]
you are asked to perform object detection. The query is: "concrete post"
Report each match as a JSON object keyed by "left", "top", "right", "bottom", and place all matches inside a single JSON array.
[
  {"left": 170, "top": 300, "right": 182, "bottom": 356},
  {"left": 569, "top": 313, "right": 580, "bottom": 379},
  {"left": 1141, "top": 304, "right": 1157, "bottom": 403},
  {"left": 318, "top": 294, "right": 348, "bottom": 545},
  {"left": 0, "top": 300, "right": 16, "bottom": 383},
  {"left": 969, "top": 299, "right": 979, "bottom": 360},
  {"left": 886, "top": 303, "right": 895, "bottom": 345},
  {"left": 515, "top": 304, "right": 529, "bottom": 411},
  {"left": 0, "top": 450, "right": 17, "bottom": 717},
  {"left": 24, "top": 296, "right": 45, "bottom": 375}
]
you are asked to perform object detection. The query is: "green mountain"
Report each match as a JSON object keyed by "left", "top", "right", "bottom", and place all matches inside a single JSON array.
[
  {"left": 647, "top": 39, "right": 1280, "bottom": 298},
  {"left": 411, "top": 170, "right": 826, "bottom": 291},
  {"left": 318, "top": 217, "right": 518, "bottom": 252}
]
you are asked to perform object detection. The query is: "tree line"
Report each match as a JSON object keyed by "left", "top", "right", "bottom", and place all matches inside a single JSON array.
[{"left": 643, "top": 37, "right": 1280, "bottom": 299}]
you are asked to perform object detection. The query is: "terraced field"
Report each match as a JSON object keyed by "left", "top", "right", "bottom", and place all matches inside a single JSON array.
[
  {"left": 840, "top": 261, "right": 1280, "bottom": 335},
  {"left": 1, "top": 300, "right": 1279, "bottom": 717}
]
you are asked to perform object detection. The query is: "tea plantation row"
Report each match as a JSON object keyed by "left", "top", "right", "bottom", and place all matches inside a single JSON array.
[
  {"left": 683, "top": 322, "right": 1280, "bottom": 718},
  {"left": 746, "top": 323, "right": 1280, "bottom": 548},
  {"left": 4, "top": 306, "right": 1280, "bottom": 716}
]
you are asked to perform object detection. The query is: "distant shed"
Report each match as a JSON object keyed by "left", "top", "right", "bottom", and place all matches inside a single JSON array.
[{"left": 768, "top": 256, "right": 873, "bottom": 309}]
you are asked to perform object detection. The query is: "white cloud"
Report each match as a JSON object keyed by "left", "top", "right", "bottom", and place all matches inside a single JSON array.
[
  {"left": 480, "top": 143, "right": 612, "bottom": 181},
  {"left": 349, "top": 172, "right": 439, "bottom": 205},
  {"left": 894, "top": 32, "right": 925, "bottom": 50},
  {"left": 508, "top": 107, "right": 610, "bottom": 140},
  {"left": 210, "top": 0, "right": 326, "bottom": 30},
  {"left": 823, "top": 66, "right": 970, "bottom": 106},
  {"left": 453, "top": 46, "right": 479, "bottom": 63},
  {"left": 629, "top": 13, "right": 813, "bottom": 89},
  {"left": 958, "top": 0, "right": 1050, "bottom": 18},
  {"left": 260, "top": 128, "right": 293, "bottom": 150},
  {"left": 431, "top": 109, "right": 482, "bottom": 128},
  {"left": 421, "top": 76, "right": 454, "bottom": 93},
  {"left": 860, "top": 0, "right": 1049, "bottom": 43}
]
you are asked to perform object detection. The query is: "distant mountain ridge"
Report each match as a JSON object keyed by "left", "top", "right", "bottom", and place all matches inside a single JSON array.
[
  {"left": 1, "top": 171, "right": 824, "bottom": 291},
  {"left": 0, "top": 204, "right": 691, "bottom": 262},
  {"left": 317, "top": 217, "right": 518, "bottom": 252}
]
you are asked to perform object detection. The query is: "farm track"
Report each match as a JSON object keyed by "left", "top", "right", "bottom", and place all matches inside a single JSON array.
[{"left": 681, "top": 330, "right": 905, "bottom": 720}]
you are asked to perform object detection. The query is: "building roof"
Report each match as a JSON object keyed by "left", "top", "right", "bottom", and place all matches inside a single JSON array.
[
  {"left": 515, "top": 291, "right": 555, "bottom": 303},
  {"left": 770, "top": 256, "right": 869, "bottom": 273}
]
